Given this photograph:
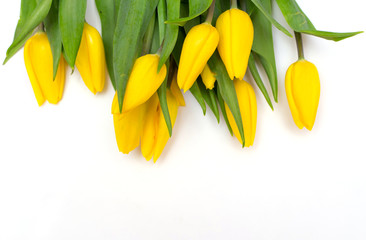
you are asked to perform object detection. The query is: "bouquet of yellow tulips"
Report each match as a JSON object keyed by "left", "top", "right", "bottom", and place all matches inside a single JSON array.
[{"left": 4, "top": 0, "right": 362, "bottom": 162}]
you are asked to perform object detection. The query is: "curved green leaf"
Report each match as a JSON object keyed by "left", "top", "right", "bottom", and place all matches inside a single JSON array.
[
  {"left": 113, "top": 0, "right": 159, "bottom": 112},
  {"left": 158, "top": 0, "right": 180, "bottom": 71},
  {"left": 190, "top": 82, "right": 207, "bottom": 115},
  {"left": 95, "top": 0, "right": 117, "bottom": 89},
  {"left": 157, "top": 0, "right": 167, "bottom": 45},
  {"left": 217, "top": 85, "right": 233, "bottom": 136},
  {"left": 44, "top": 0, "right": 62, "bottom": 80},
  {"left": 208, "top": 51, "right": 245, "bottom": 147},
  {"left": 59, "top": 0, "right": 87, "bottom": 68},
  {"left": 249, "top": 0, "right": 292, "bottom": 37},
  {"left": 275, "top": 0, "right": 362, "bottom": 41},
  {"left": 251, "top": 0, "right": 278, "bottom": 102},
  {"left": 165, "top": 0, "right": 212, "bottom": 26},
  {"left": 158, "top": 60, "right": 173, "bottom": 136},
  {"left": 248, "top": 54, "right": 273, "bottom": 110},
  {"left": 198, "top": 79, "right": 220, "bottom": 123},
  {"left": 4, "top": 0, "right": 52, "bottom": 64}
]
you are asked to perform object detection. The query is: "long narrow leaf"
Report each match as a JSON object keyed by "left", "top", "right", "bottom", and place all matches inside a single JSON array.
[
  {"left": 4, "top": 0, "right": 52, "bottom": 64},
  {"left": 44, "top": 0, "right": 62, "bottom": 80},
  {"left": 166, "top": 0, "right": 212, "bottom": 26},
  {"left": 95, "top": 0, "right": 117, "bottom": 89},
  {"left": 276, "top": 0, "right": 362, "bottom": 41},
  {"left": 158, "top": 60, "right": 173, "bottom": 136},
  {"left": 217, "top": 85, "right": 233, "bottom": 136},
  {"left": 198, "top": 79, "right": 220, "bottom": 123},
  {"left": 208, "top": 52, "right": 245, "bottom": 146},
  {"left": 59, "top": 0, "right": 87, "bottom": 68}
]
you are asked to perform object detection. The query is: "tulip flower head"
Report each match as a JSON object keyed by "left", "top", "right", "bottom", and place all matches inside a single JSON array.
[
  {"left": 216, "top": 8, "right": 254, "bottom": 80},
  {"left": 122, "top": 54, "right": 167, "bottom": 113},
  {"left": 201, "top": 65, "right": 216, "bottom": 90},
  {"left": 112, "top": 93, "right": 146, "bottom": 154},
  {"left": 76, "top": 23, "right": 106, "bottom": 94},
  {"left": 285, "top": 59, "right": 320, "bottom": 130},
  {"left": 24, "top": 32, "right": 66, "bottom": 106},
  {"left": 177, "top": 23, "right": 219, "bottom": 92},
  {"left": 225, "top": 79, "right": 257, "bottom": 147},
  {"left": 141, "top": 92, "right": 179, "bottom": 162}
]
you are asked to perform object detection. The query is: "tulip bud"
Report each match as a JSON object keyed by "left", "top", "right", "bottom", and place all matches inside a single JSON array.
[
  {"left": 141, "top": 92, "right": 179, "bottom": 162},
  {"left": 24, "top": 32, "right": 66, "bottom": 106},
  {"left": 112, "top": 92, "right": 146, "bottom": 154},
  {"left": 285, "top": 59, "right": 320, "bottom": 130},
  {"left": 225, "top": 79, "right": 257, "bottom": 147},
  {"left": 170, "top": 72, "right": 186, "bottom": 107},
  {"left": 200, "top": 65, "right": 216, "bottom": 90},
  {"left": 122, "top": 54, "right": 167, "bottom": 113},
  {"left": 177, "top": 23, "right": 219, "bottom": 92},
  {"left": 216, "top": 8, "right": 254, "bottom": 80},
  {"left": 75, "top": 23, "right": 106, "bottom": 94}
]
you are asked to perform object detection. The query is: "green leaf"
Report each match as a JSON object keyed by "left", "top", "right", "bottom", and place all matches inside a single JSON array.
[
  {"left": 158, "top": 0, "right": 180, "bottom": 71},
  {"left": 250, "top": 0, "right": 278, "bottom": 102},
  {"left": 275, "top": 0, "right": 362, "bottom": 41},
  {"left": 158, "top": 60, "right": 173, "bottom": 136},
  {"left": 113, "top": 0, "right": 159, "bottom": 112},
  {"left": 190, "top": 82, "right": 207, "bottom": 115},
  {"left": 59, "top": 0, "right": 87, "bottom": 68},
  {"left": 208, "top": 51, "right": 245, "bottom": 146},
  {"left": 142, "top": 11, "right": 157, "bottom": 54},
  {"left": 216, "top": 85, "right": 233, "bottom": 136},
  {"left": 44, "top": 0, "right": 62, "bottom": 80},
  {"left": 95, "top": 0, "right": 117, "bottom": 89},
  {"left": 248, "top": 54, "right": 273, "bottom": 110},
  {"left": 249, "top": 0, "right": 292, "bottom": 37},
  {"left": 4, "top": 0, "right": 52, "bottom": 64},
  {"left": 157, "top": 0, "right": 167, "bottom": 45},
  {"left": 165, "top": 0, "right": 212, "bottom": 26},
  {"left": 198, "top": 79, "right": 220, "bottom": 123}
]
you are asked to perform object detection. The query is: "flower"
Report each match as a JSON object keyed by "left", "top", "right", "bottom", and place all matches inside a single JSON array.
[
  {"left": 76, "top": 23, "right": 106, "bottom": 94},
  {"left": 225, "top": 79, "right": 257, "bottom": 147},
  {"left": 141, "top": 92, "right": 179, "bottom": 162},
  {"left": 216, "top": 8, "right": 254, "bottom": 80},
  {"left": 177, "top": 23, "right": 219, "bottom": 92},
  {"left": 122, "top": 54, "right": 167, "bottom": 113},
  {"left": 24, "top": 32, "right": 66, "bottom": 106},
  {"left": 200, "top": 64, "right": 216, "bottom": 90},
  {"left": 285, "top": 59, "right": 320, "bottom": 130},
  {"left": 112, "top": 92, "right": 146, "bottom": 154}
]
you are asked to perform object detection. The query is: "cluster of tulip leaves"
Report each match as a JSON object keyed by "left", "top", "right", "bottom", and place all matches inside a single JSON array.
[{"left": 4, "top": 0, "right": 361, "bottom": 145}]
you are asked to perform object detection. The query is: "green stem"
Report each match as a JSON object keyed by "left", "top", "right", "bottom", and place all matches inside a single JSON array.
[
  {"left": 205, "top": 0, "right": 216, "bottom": 24},
  {"left": 295, "top": 32, "right": 305, "bottom": 60},
  {"left": 231, "top": 0, "right": 238, "bottom": 8}
]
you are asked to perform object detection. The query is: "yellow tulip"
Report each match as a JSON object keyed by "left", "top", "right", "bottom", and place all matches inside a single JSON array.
[
  {"left": 170, "top": 71, "right": 186, "bottom": 107},
  {"left": 200, "top": 65, "right": 216, "bottom": 90},
  {"left": 216, "top": 8, "right": 254, "bottom": 80},
  {"left": 112, "top": 92, "right": 146, "bottom": 154},
  {"left": 24, "top": 32, "right": 66, "bottom": 106},
  {"left": 76, "top": 23, "right": 106, "bottom": 94},
  {"left": 225, "top": 79, "right": 257, "bottom": 147},
  {"left": 122, "top": 54, "right": 167, "bottom": 113},
  {"left": 141, "top": 92, "right": 179, "bottom": 162},
  {"left": 177, "top": 23, "right": 219, "bottom": 92},
  {"left": 285, "top": 59, "right": 320, "bottom": 130}
]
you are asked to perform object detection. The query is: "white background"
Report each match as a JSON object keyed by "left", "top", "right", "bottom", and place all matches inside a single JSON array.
[{"left": 1, "top": 0, "right": 366, "bottom": 239}]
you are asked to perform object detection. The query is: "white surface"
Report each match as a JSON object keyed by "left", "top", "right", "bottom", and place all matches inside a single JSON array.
[{"left": 0, "top": 0, "right": 366, "bottom": 239}]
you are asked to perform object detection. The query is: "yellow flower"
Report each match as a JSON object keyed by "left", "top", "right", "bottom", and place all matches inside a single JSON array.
[
  {"left": 170, "top": 71, "right": 186, "bottom": 107},
  {"left": 177, "top": 23, "right": 219, "bottom": 92},
  {"left": 200, "top": 64, "right": 216, "bottom": 90},
  {"left": 112, "top": 92, "right": 146, "bottom": 154},
  {"left": 76, "top": 23, "right": 106, "bottom": 94},
  {"left": 216, "top": 8, "right": 254, "bottom": 80},
  {"left": 24, "top": 32, "right": 66, "bottom": 106},
  {"left": 141, "top": 92, "right": 179, "bottom": 162},
  {"left": 285, "top": 59, "right": 320, "bottom": 130},
  {"left": 225, "top": 79, "right": 257, "bottom": 147},
  {"left": 122, "top": 54, "right": 167, "bottom": 113}
]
